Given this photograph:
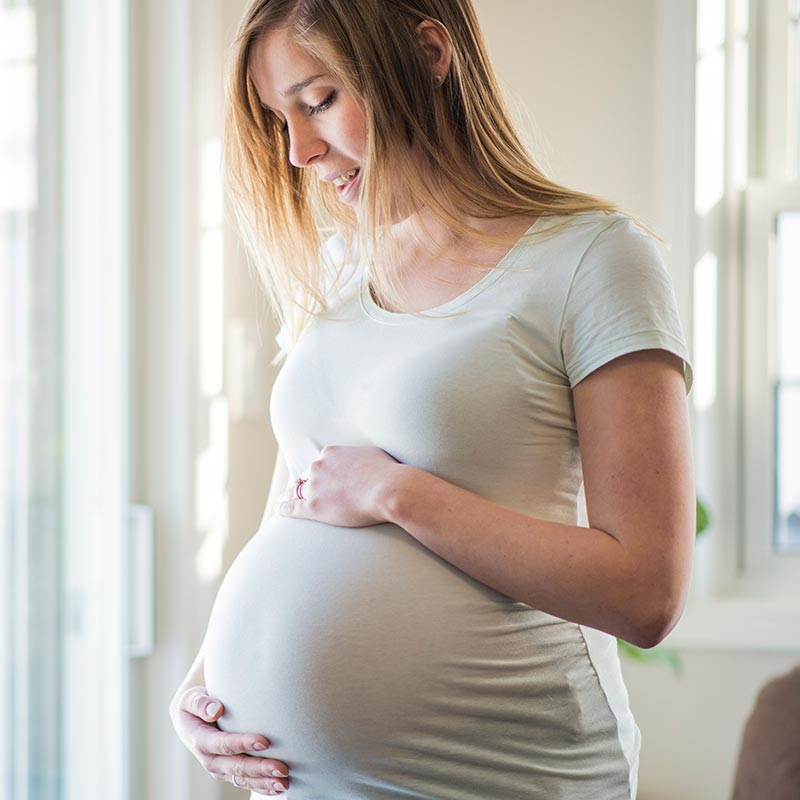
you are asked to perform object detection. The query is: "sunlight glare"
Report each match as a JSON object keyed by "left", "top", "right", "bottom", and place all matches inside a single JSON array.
[
  {"left": 0, "top": 8, "right": 36, "bottom": 213},
  {"left": 693, "top": 252, "right": 718, "bottom": 413},
  {"left": 695, "top": 48, "right": 726, "bottom": 216},
  {"left": 697, "top": 0, "right": 726, "bottom": 56},
  {"left": 195, "top": 396, "right": 230, "bottom": 583}
]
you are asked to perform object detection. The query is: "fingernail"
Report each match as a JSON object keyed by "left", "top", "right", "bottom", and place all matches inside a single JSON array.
[
  {"left": 271, "top": 769, "right": 288, "bottom": 777},
  {"left": 205, "top": 702, "right": 221, "bottom": 717},
  {"left": 273, "top": 784, "right": 287, "bottom": 793},
  {"left": 278, "top": 501, "right": 293, "bottom": 515},
  {"left": 253, "top": 742, "right": 267, "bottom": 751}
]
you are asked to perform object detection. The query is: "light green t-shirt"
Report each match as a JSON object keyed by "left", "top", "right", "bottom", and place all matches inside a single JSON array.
[{"left": 203, "top": 211, "right": 692, "bottom": 799}]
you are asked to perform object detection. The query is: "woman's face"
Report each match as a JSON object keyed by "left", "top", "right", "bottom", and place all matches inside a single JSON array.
[{"left": 250, "top": 27, "right": 367, "bottom": 210}]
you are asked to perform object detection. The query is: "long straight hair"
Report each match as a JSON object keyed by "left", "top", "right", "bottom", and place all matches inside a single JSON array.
[{"left": 224, "top": 0, "right": 644, "bottom": 360}]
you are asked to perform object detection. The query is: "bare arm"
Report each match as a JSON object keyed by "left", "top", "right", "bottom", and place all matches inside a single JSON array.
[{"left": 378, "top": 349, "right": 695, "bottom": 648}]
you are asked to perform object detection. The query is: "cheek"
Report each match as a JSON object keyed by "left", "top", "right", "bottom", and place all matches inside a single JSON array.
[{"left": 338, "top": 103, "right": 367, "bottom": 156}]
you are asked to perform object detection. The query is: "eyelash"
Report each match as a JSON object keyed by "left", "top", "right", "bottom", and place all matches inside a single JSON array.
[{"left": 278, "top": 91, "right": 337, "bottom": 133}]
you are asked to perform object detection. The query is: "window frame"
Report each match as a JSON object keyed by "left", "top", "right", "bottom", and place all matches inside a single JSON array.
[
  {"left": 660, "top": 0, "right": 800, "bottom": 652},
  {"left": 59, "top": 0, "right": 132, "bottom": 797},
  {"left": 742, "top": 182, "right": 800, "bottom": 585}
]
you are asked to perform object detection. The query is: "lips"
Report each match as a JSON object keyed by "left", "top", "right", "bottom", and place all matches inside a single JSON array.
[
  {"left": 332, "top": 166, "right": 359, "bottom": 187},
  {"left": 335, "top": 167, "right": 361, "bottom": 201}
]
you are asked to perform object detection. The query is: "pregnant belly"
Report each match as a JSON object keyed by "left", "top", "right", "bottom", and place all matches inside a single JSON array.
[{"left": 202, "top": 516, "right": 609, "bottom": 799}]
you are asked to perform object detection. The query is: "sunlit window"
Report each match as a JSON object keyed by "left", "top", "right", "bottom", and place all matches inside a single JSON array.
[
  {"left": 693, "top": 253, "right": 718, "bottom": 413},
  {"left": 774, "top": 210, "right": 800, "bottom": 552},
  {"left": 792, "top": 0, "right": 800, "bottom": 173},
  {"left": 1, "top": 2, "right": 63, "bottom": 798},
  {"left": 695, "top": 0, "right": 727, "bottom": 215}
]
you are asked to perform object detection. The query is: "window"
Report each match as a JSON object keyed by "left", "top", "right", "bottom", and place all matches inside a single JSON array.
[
  {"left": 740, "top": 0, "right": 800, "bottom": 581},
  {"left": 743, "top": 182, "right": 800, "bottom": 586},
  {"left": 774, "top": 210, "right": 800, "bottom": 552},
  {"left": 789, "top": 0, "right": 799, "bottom": 171},
  {"left": 667, "top": 0, "right": 800, "bottom": 648},
  {"left": 1, "top": 0, "right": 132, "bottom": 797},
  {"left": 1, "top": 3, "right": 63, "bottom": 797}
]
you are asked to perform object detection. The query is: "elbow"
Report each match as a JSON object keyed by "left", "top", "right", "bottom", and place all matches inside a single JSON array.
[
  {"left": 622, "top": 565, "right": 690, "bottom": 648},
  {"left": 627, "top": 614, "right": 676, "bottom": 650},
  {"left": 622, "top": 536, "right": 693, "bottom": 649},
  {"left": 627, "top": 590, "right": 688, "bottom": 650}
]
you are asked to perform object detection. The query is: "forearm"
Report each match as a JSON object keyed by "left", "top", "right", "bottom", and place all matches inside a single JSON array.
[{"left": 379, "top": 466, "right": 680, "bottom": 648}]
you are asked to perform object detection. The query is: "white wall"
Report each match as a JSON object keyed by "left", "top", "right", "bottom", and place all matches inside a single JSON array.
[
  {"left": 475, "top": 0, "right": 659, "bottom": 226},
  {"left": 622, "top": 651, "right": 797, "bottom": 799}
]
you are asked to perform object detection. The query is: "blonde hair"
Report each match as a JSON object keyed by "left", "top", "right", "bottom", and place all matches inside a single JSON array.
[{"left": 224, "top": 0, "right": 648, "bottom": 361}]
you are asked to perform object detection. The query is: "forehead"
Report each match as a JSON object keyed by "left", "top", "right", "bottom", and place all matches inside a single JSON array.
[{"left": 249, "top": 27, "right": 329, "bottom": 107}]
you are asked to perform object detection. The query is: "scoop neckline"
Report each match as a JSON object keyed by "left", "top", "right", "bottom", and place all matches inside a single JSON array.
[{"left": 358, "top": 215, "right": 551, "bottom": 323}]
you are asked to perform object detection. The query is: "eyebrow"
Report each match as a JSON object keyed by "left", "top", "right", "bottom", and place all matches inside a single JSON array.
[
  {"left": 259, "top": 72, "right": 329, "bottom": 111},
  {"left": 281, "top": 72, "right": 328, "bottom": 97}
]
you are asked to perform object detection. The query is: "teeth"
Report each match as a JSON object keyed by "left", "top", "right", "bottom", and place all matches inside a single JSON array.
[{"left": 333, "top": 168, "right": 359, "bottom": 187}]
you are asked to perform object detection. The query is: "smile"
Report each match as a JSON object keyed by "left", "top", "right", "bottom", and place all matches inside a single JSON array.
[
  {"left": 333, "top": 167, "right": 360, "bottom": 187},
  {"left": 334, "top": 167, "right": 361, "bottom": 202}
]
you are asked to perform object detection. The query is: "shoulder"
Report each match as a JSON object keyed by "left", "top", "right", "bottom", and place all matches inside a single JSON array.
[
  {"left": 554, "top": 212, "right": 692, "bottom": 392},
  {"left": 510, "top": 211, "right": 656, "bottom": 282},
  {"left": 542, "top": 210, "right": 656, "bottom": 258},
  {"left": 502, "top": 210, "right": 662, "bottom": 312},
  {"left": 556, "top": 210, "right": 669, "bottom": 294}
]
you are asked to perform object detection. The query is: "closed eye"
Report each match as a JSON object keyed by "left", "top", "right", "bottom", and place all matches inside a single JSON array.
[
  {"left": 308, "top": 91, "right": 336, "bottom": 116},
  {"left": 267, "top": 90, "right": 338, "bottom": 133}
]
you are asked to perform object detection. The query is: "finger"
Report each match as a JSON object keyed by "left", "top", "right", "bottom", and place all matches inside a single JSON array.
[
  {"left": 290, "top": 472, "right": 311, "bottom": 497},
  {"left": 178, "top": 688, "right": 273, "bottom": 754},
  {"left": 188, "top": 715, "right": 272, "bottom": 756},
  {"left": 275, "top": 499, "right": 296, "bottom": 516},
  {"left": 253, "top": 784, "right": 289, "bottom": 796},
  {"left": 180, "top": 686, "right": 225, "bottom": 723},
  {"left": 237, "top": 778, "right": 289, "bottom": 795},
  {"left": 213, "top": 759, "right": 290, "bottom": 794},
  {"left": 205, "top": 753, "right": 289, "bottom": 778},
  {"left": 244, "top": 778, "right": 289, "bottom": 795}
]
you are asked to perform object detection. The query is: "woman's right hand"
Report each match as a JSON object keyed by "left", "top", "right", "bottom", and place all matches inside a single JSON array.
[{"left": 170, "top": 685, "right": 291, "bottom": 796}]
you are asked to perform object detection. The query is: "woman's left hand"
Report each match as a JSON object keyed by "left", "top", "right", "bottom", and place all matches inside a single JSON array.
[{"left": 275, "top": 445, "right": 405, "bottom": 527}]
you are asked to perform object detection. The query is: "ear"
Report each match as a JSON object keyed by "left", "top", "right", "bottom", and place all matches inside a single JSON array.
[{"left": 415, "top": 19, "right": 453, "bottom": 78}]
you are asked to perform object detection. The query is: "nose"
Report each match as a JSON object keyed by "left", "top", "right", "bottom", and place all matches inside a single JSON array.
[{"left": 287, "top": 120, "right": 327, "bottom": 169}]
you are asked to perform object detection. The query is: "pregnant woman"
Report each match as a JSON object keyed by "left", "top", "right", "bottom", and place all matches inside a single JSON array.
[{"left": 169, "top": 1, "right": 696, "bottom": 798}]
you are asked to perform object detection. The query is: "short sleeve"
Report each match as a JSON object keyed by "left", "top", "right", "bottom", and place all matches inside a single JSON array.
[{"left": 559, "top": 217, "right": 693, "bottom": 394}]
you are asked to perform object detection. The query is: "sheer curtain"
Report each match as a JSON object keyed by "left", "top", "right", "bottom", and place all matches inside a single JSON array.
[{"left": 1, "top": 1, "right": 131, "bottom": 798}]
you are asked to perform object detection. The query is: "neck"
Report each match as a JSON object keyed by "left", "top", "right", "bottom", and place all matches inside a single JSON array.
[{"left": 390, "top": 204, "right": 538, "bottom": 263}]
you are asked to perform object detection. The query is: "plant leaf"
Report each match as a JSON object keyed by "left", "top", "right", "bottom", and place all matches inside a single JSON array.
[
  {"left": 617, "top": 639, "right": 682, "bottom": 675},
  {"left": 696, "top": 497, "right": 710, "bottom": 536}
]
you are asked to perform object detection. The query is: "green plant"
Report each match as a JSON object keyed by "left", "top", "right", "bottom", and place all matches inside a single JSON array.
[{"left": 617, "top": 497, "right": 710, "bottom": 674}]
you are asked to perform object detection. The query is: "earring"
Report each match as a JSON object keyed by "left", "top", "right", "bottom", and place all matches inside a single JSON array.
[{"left": 434, "top": 74, "right": 444, "bottom": 84}]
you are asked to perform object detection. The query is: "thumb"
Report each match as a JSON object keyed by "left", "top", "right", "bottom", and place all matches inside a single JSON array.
[{"left": 275, "top": 499, "right": 296, "bottom": 516}]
